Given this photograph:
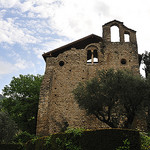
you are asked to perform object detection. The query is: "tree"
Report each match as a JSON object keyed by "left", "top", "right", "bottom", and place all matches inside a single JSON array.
[
  {"left": 142, "top": 51, "right": 150, "bottom": 78},
  {"left": 0, "top": 94, "right": 5, "bottom": 101},
  {"left": 2, "top": 74, "right": 43, "bottom": 134},
  {"left": 144, "top": 76, "right": 150, "bottom": 131},
  {"left": 0, "top": 95, "right": 17, "bottom": 143},
  {"left": 0, "top": 110, "right": 17, "bottom": 143},
  {"left": 73, "top": 69, "right": 147, "bottom": 129},
  {"left": 142, "top": 51, "right": 150, "bottom": 130}
]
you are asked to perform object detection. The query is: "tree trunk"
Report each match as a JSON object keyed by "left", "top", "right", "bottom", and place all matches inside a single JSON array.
[{"left": 124, "top": 114, "right": 135, "bottom": 129}]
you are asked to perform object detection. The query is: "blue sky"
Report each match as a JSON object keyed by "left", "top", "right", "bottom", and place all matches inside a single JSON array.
[{"left": 0, "top": 0, "right": 150, "bottom": 94}]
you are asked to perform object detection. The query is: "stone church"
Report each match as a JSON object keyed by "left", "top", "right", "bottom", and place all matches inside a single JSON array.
[{"left": 36, "top": 20, "right": 140, "bottom": 136}]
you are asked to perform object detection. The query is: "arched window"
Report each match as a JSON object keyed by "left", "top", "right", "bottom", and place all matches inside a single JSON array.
[
  {"left": 124, "top": 33, "right": 130, "bottom": 42},
  {"left": 87, "top": 50, "right": 92, "bottom": 63},
  {"left": 93, "top": 50, "right": 98, "bottom": 63},
  {"left": 111, "top": 25, "right": 120, "bottom": 42},
  {"left": 87, "top": 46, "right": 98, "bottom": 64}
]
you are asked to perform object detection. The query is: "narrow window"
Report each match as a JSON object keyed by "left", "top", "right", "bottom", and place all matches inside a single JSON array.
[
  {"left": 124, "top": 33, "right": 130, "bottom": 42},
  {"left": 87, "top": 48, "right": 98, "bottom": 64},
  {"left": 111, "top": 25, "right": 120, "bottom": 42},
  {"left": 87, "top": 50, "right": 92, "bottom": 63},
  {"left": 93, "top": 50, "right": 98, "bottom": 63}
]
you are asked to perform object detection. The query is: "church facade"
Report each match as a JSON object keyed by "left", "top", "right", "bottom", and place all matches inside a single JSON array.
[{"left": 36, "top": 20, "right": 140, "bottom": 136}]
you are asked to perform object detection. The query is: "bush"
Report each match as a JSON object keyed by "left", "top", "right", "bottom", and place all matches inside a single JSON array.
[
  {"left": 13, "top": 131, "right": 35, "bottom": 144},
  {"left": 26, "top": 128, "right": 83, "bottom": 150},
  {"left": 0, "top": 144, "right": 23, "bottom": 150},
  {"left": 116, "top": 139, "right": 130, "bottom": 150},
  {"left": 26, "top": 128, "right": 141, "bottom": 150},
  {"left": 141, "top": 132, "right": 150, "bottom": 150}
]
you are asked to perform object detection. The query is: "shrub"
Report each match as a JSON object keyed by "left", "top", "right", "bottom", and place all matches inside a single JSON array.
[
  {"left": 116, "top": 139, "right": 130, "bottom": 150},
  {"left": 140, "top": 132, "right": 150, "bottom": 150},
  {"left": 13, "top": 131, "right": 35, "bottom": 144},
  {"left": 0, "top": 144, "right": 23, "bottom": 150},
  {"left": 26, "top": 128, "right": 141, "bottom": 150},
  {"left": 65, "top": 127, "right": 85, "bottom": 136}
]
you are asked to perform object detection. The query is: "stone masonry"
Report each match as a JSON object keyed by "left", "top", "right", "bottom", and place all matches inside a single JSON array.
[{"left": 36, "top": 20, "right": 140, "bottom": 136}]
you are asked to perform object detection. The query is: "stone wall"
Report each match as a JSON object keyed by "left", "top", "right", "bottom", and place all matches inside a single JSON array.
[{"left": 36, "top": 20, "right": 140, "bottom": 136}]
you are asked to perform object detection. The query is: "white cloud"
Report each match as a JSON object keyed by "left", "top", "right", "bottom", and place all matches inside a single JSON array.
[
  {"left": 0, "top": 18, "right": 38, "bottom": 45},
  {"left": 15, "top": 58, "right": 35, "bottom": 69},
  {"left": 0, "top": 0, "right": 150, "bottom": 55},
  {"left": 15, "top": 0, "right": 60, "bottom": 18},
  {"left": 33, "top": 49, "right": 45, "bottom": 59},
  {"left": 0, "top": 60, "right": 16, "bottom": 74},
  {"left": 18, "top": 1, "right": 36, "bottom": 13},
  {"left": 0, "top": 9, "right": 6, "bottom": 17},
  {"left": 44, "top": 38, "right": 71, "bottom": 50},
  {"left": 46, "top": 0, "right": 109, "bottom": 39},
  {"left": 0, "top": 0, "right": 19, "bottom": 8},
  {"left": 33, "top": 38, "right": 71, "bottom": 59},
  {"left": 1, "top": 0, "right": 108, "bottom": 40},
  {"left": 0, "top": 57, "right": 35, "bottom": 75},
  {"left": 16, "top": 0, "right": 149, "bottom": 55}
]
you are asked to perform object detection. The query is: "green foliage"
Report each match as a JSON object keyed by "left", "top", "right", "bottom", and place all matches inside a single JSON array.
[
  {"left": 25, "top": 128, "right": 141, "bottom": 150},
  {"left": 116, "top": 139, "right": 130, "bottom": 150},
  {"left": 140, "top": 132, "right": 150, "bottom": 150},
  {"left": 142, "top": 51, "right": 150, "bottom": 78},
  {"left": 57, "top": 137, "right": 81, "bottom": 150},
  {"left": 44, "top": 135, "right": 52, "bottom": 149},
  {"left": 13, "top": 131, "right": 35, "bottom": 144},
  {"left": 65, "top": 127, "right": 85, "bottom": 136},
  {"left": 2, "top": 74, "right": 43, "bottom": 134},
  {"left": 31, "top": 136, "right": 40, "bottom": 144},
  {"left": 0, "top": 111, "right": 17, "bottom": 143},
  {"left": 54, "top": 128, "right": 83, "bottom": 150},
  {"left": 144, "top": 77, "right": 150, "bottom": 131},
  {"left": 0, "top": 94, "right": 5, "bottom": 101},
  {"left": 55, "top": 137, "right": 62, "bottom": 150},
  {"left": 26, "top": 128, "right": 83, "bottom": 150},
  {"left": 73, "top": 69, "right": 147, "bottom": 128}
]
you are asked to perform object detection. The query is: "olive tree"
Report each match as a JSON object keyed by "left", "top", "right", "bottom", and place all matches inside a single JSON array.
[{"left": 73, "top": 69, "right": 147, "bottom": 128}]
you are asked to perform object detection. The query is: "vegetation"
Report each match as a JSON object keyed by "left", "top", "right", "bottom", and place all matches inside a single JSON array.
[
  {"left": 46, "top": 128, "right": 83, "bottom": 150},
  {"left": 73, "top": 69, "right": 148, "bottom": 128},
  {"left": 116, "top": 139, "right": 130, "bottom": 150},
  {"left": 25, "top": 128, "right": 141, "bottom": 150},
  {"left": 140, "top": 132, "right": 150, "bottom": 150},
  {"left": 13, "top": 131, "right": 35, "bottom": 144},
  {"left": 0, "top": 111, "right": 17, "bottom": 143},
  {"left": 1, "top": 127, "right": 148, "bottom": 149},
  {"left": 142, "top": 51, "right": 150, "bottom": 131},
  {"left": 1, "top": 74, "right": 43, "bottom": 135},
  {"left": 0, "top": 94, "right": 5, "bottom": 101},
  {"left": 0, "top": 94, "right": 17, "bottom": 144},
  {"left": 142, "top": 51, "right": 150, "bottom": 78},
  {"left": 1, "top": 56, "right": 150, "bottom": 148},
  {"left": 25, "top": 127, "right": 84, "bottom": 150}
]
